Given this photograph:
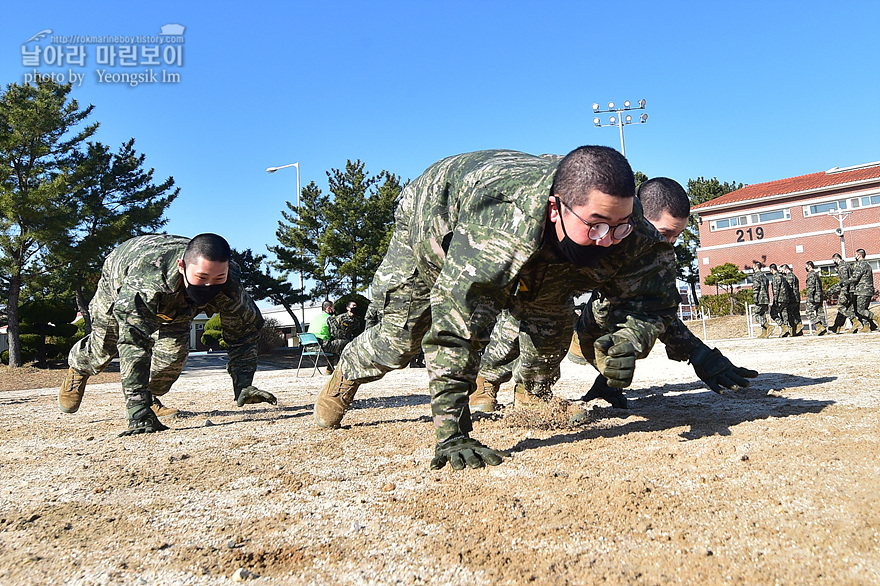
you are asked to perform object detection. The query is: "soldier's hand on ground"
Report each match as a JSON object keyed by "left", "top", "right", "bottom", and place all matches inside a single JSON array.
[
  {"left": 594, "top": 333, "right": 637, "bottom": 388},
  {"left": 118, "top": 407, "right": 170, "bottom": 437},
  {"left": 689, "top": 345, "right": 759, "bottom": 394},
  {"left": 236, "top": 386, "right": 277, "bottom": 407},
  {"left": 430, "top": 435, "right": 509, "bottom": 470}
]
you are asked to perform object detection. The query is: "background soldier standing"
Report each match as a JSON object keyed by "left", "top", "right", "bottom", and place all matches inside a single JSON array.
[
  {"left": 850, "top": 248, "right": 878, "bottom": 332},
  {"left": 829, "top": 253, "right": 860, "bottom": 333},
  {"left": 752, "top": 261, "right": 772, "bottom": 338},
  {"left": 804, "top": 261, "right": 827, "bottom": 335},
  {"left": 60, "top": 234, "right": 275, "bottom": 436},
  {"left": 769, "top": 263, "right": 793, "bottom": 337},
  {"left": 782, "top": 264, "right": 804, "bottom": 336}
]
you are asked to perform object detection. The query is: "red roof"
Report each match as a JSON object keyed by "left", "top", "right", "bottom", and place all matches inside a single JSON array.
[{"left": 692, "top": 161, "right": 880, "bottom": 211}]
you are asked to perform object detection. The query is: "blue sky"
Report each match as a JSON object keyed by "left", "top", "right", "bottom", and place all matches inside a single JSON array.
[{"left": 2, "top": 1, "right": 879, "bottom": 258}]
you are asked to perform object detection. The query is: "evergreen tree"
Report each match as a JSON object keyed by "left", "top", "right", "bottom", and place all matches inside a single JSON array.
[
  {"left": 231, "top": 247, "right": 306, "bottom": 332},
  {"left": 49, "top": 138, "right": 178, "bottom": 333},
  {"left": 0, "top": 80, "right": 97, "bottom": 366}
]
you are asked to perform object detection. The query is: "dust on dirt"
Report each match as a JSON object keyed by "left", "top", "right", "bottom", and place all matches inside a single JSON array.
[{"left": 1, "top": 327, "right": 879, "bottom": 585}]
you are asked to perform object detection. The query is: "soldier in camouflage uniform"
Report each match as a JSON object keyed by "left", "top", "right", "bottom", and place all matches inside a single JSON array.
[
  {"left": 828, "top": 253, "right": 860, "bottom": 333},
  {"left": 312, "top": 146, "right": 683, "bottom": 470},
  {"left": 849, "top": 248, "right": 878, "bottom": 332},
  {"left": 782, "top": 264, "right": 804, "bottom": 336},
  {"left": 769, "top": 263, "right": 793, "bottom": 337},
  {"left": 803, "top": 261, "right": 827, "bottom": 335},
  {"left": 325, "top": 300, "right": 363, "bottom": 367},
  {"left": 751, "top": 261, "right": 772, "bottom": 338},
  {"left": 471, "top": 177, "right": 757, "bottom": 412},
  {"left": 59, "top": 234, "right": 275, "bottom": 436}
]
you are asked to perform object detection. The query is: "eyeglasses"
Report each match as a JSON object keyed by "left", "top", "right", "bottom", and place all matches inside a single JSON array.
[{"left": 555, "top": 197, "right": 634, "bottom": 241}]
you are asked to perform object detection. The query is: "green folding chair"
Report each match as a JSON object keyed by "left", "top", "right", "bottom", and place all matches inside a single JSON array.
[{"left": 296, "top": 332, "right": 333, "bottom": 377}]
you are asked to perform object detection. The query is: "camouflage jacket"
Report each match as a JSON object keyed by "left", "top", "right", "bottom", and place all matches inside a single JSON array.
[
  {"left": 331, "top": 312, "right": 361, "bottom": 342},
  {"left": 835, "top": 261, "right": 853, "bottom": 295},
  {"left": 805, "top": 270, "right": 824, "bottom": 304},
  {"left": 850, "top": 259, "right": 876, "bottom": 296},
  {"left": 770, "top": 272, "right": 792, "bottom": 305},
  {"left": 101, "top": 235, "right": 263, "bottom": 396},
  {"left": 752, "top": 271, "right": 770, "bottom": 305},
  {"left": 783, "top": 272, "right": 800, "bottom": 302},
  {"left": 402, "top": 150, "right": 680, "bottom": 437}
]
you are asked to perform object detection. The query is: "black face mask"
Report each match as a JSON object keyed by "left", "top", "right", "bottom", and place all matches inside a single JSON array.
[
  {"left": 551, "top": 213, "right": 617, "bottom": 268},
  {"left": 182, "top": 266, "right": 225, "bottom": 306}
]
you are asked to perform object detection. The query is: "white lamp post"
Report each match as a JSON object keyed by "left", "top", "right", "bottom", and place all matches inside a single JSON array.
[
  {"left": 591, "top": 99, "right": 648, "bottom": 157},
  {"left": 266, "top": 162, "right": 306, "bottom": 327}
]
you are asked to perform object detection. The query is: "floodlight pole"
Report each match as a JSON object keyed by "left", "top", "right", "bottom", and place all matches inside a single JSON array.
[
  {"left": 592, "top": 99, "right": 648, "bottom": 157},
  {"left": 266, "top": 162, "right": 306, "bottom": 327}
]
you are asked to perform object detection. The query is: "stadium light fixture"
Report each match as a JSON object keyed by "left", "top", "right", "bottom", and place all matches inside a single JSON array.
[{"left": 590, "top": 98, "right": 648, "bottom": 157}]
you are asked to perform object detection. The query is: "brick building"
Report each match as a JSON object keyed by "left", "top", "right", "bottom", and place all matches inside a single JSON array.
[{"left": 692, "top": 161, "right": 880, "bottom": 297}]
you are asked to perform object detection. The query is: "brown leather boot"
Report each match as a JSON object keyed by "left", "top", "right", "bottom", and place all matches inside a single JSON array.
[
  {"left": 848, "top": 318, "right": 863, "bottom": 334},
  {"left": 815, "top": 324, "right": 827, "bottom": 336},
  {"left": 780, "top": 325, "right": 791, "bottom": 338},
  {"left": 470, "top": 376, "right": 500, "bottom": 412},
  {"left": 313, "top": 367, "right": 360, "bottom": 428},
  {"left": 756, "top": 325, "right": 770, "bottom": 339},
  {"left": 151, "top": 396, "right": 179, "bottom": 417},
  {"left": 58, "top": 368, "right": 89, "bottom": 413}
]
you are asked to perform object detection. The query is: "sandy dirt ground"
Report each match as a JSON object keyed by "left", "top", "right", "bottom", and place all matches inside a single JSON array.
[{"left": 1, "top": 329, "right": 879, "bottom": 585}]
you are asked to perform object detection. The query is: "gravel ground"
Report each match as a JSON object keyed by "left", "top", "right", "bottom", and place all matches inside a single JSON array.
[{"left": 1, "top": 330, "right": 879, "bottom": 585}]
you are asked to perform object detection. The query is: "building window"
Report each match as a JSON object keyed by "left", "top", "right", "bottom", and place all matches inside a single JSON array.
[
  {"left": 804, "top": 193, "right": 880, "bottom": 217},
  {"left": 709, "top": 208, "right": 790, "bottom": 231}
]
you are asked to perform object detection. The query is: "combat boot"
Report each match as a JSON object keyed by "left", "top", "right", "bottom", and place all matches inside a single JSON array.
[
  {"left": 847, "top": 318, "right": 863, "bottom": 334},
  {"left": 815, "top": 324, "right": 828, "bottom": 336},
  {"left": 469, "top": 376, "right": 500, "bottom": 413},
  {"left": 566, "top": 332, "right": 588, "bottom": 365},
  {"left": 151, "top": 396, "right": 179, "bottom": 417},
  {"left": 793, "top": 323, "right": 804, "bottom": 336},
  {"left": 314, "top": 367, "right": 360, "bottom": 428},
  {"left": 513, "top": 383, "right": 547, "bottom": 409},
  {"left": 756, "top": 325, "right": 770, "bottom": 339},
  {"left": 58, "top": 368, "right": 89, "bottom": 414},
  {"left": 780, "top": 325, "right": 791, "bottom": 338}
]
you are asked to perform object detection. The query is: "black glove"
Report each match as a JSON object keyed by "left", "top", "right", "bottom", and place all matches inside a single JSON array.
[
  {"left": 236, "top": 386, "right": 277, "bottom": 407},
  {"left": 119, "top": 406, "right": 169, "bottom": 437},
  {"left": 430, "top": 436, "right": 509, "bottom": 470},
  {"left": 690, "top": 344, "right": 759, "bottom": 394},
  {"left": 594, "top": 333, "right": 637, "bottom": 388}
]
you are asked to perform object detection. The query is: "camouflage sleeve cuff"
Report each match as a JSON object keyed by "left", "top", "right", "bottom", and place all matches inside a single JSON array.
[{"left": 660, "top": 319, "right": 704, "bottom": 362}]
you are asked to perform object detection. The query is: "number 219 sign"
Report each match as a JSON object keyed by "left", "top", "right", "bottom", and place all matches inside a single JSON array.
[{"left": 736, "top": 227, "right": 764, "bottom": 242}]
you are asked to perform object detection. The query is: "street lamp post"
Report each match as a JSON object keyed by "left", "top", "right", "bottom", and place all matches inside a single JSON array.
[
  {"left": 592, "top": 99, "right": 648, "bottom": 157},
  {"left": 828, "top": 210, "right": 851, "bottom": 258},
  {"left": 266, "top": 162, "right": 306, "bottom": 328}
]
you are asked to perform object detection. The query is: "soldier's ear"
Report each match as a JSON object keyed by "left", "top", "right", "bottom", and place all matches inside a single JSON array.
[{"left": 177, "top": 259, "right": 185, "bottom": 274}]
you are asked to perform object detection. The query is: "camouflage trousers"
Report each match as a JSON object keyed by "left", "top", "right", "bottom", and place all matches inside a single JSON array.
[
  {"left": 753, "top": 304, "right": 769, "bottom": 328},
  {"left": 787, "top": 301, "right": 802, "bottom": 328},
  {"left": 854, "top": 295, "right": 876, "bottom": 325},
  {"left": 770, "top": 303, "right": 790, "bottom": 329},
  {"left": 831, "top": 293, "right": 857, "bottom": 329},
  {"left": 804, "top": 301, "right": 825, "bottom": 327},
  {"left": 476, "top": 309, "right": 523, "bottom": 386},
  {"left": 68, "top": 287, "right": 191, "bottom": 400}
]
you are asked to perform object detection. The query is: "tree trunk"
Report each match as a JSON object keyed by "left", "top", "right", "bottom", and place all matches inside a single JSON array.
[
  {"left": 7, "top": 275, "right": 22, "bottom": 367},
  {"left": 277, "top": 300, "right": 302, "bottom": 333},
  {"left": 75, "top": 285, "right": 92, "bottom": 335}
]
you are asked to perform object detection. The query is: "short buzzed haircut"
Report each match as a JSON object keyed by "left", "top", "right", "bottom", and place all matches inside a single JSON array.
[
  {"left": 753, "top": 260, "right": 764, "bottom": 269},
  {"left": 184, "top": 233, "right": 231, "bottom": 264},
  {"left": 856, "top": 248, "right": 866, "bottom": 259},
  {"left": 322, "top": 300, "right": 334, "bottom": 312},
  {"left": 551, "top": 145, "right": 635, "bottom": 206},
  {"left": 806, "top": 261, "right": 815, "bottom": 269},
  {"left": 769, "top": 263, "right": 778, "bottom": 271},
  {"left": 638, "top": 177, "right": 690, "bottom": 221},
  {"left": 832, "top": 253, "right": 842, "bottom": 261}
]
